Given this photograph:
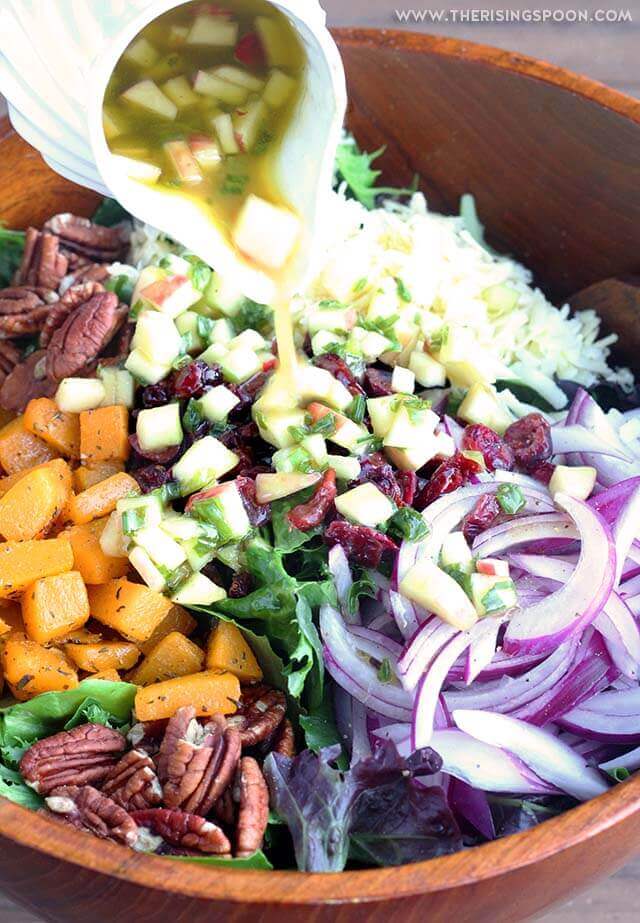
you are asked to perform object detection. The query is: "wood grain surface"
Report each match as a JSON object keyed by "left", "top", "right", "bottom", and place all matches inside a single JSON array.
[{"left": 1, "top": 2, "right": 640, "bottom": 921}]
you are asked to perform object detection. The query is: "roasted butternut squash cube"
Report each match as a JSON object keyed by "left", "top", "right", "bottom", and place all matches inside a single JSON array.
[
  {"left": 0, "top": 417, "right": 59, "bottom": 474},
  {"left": 129, "top": 631, "right": 204, "bottom": 686},
  {"left": 0, "top": 537, "right": 74, "bottom": 598},
  {"left": 22, "top": 571, "right": 90, "bottom": 645},
  {"left": 206, "top": 620, "right": 263, "bottom": 683},
  {"left": 0, "top": 459, "right": 72, "bottom": 541},
  {"left": 138, "top": 604, "right": 197, "bottom": 654},
  {"left": 64, "top": 640, "right": 140, "bottom": 672},
  {"left": 65, "top": 517, "right": 129, "bottom": 584},
  {"left": 134, "top": 670, "right": 240, "bottom": 721},
  {"left": 73, "top": 461, "right": 125, "bottom": 492},
  {"left": 80, "top": 405, "right": 130, "bottom": 464},
  {"left": 91, "top": 668, "right": 122, "bottom": 682},
  {"left": 66, "top": 472, "right": 140, "bottom": 525},
  {"left": 0, "top": 601, "right": 23, "bottom": 635},
  {"left": 88, "top": 578, "right": 174, "bottom": 642},
  {"left": 24, "top": 398, "right": 80, "bottom": 458},
  {"left": 1, "top": 633, "right": 78, "bottom": 700}
]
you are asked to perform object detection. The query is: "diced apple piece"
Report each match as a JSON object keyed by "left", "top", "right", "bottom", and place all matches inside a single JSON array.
[
  {"left": 327, "top": 455, "right": 361, "bottom": 481},
  {"left": 132, "top": 310, "right": 183, "bottom": 365},
  {"left": 121, "top": 80, "right": 177, "bottom": 120},
  {"left": 189, "top": 134, "right": 222, "bottom": 170},
  {"left": 186, "top": 13, "right": 238, "bottom": 46},
  {"left": 200, "top": 386, "right": 240, "bottom": 422},
  {"left": 335, "top": 483, "right": 395, "bottom": 528},
  {"left": 409, "top": 350, "right": 447, "bottom": 388},
  {"left": 263, "top": 69, "right": 296, "bottom": 108},
  {"left": 306, "top": 402, "right": 368, "bottom": 454},
  {"left": 549, "top": 465, "right": 597, "bottom": 501},
  {"left": 162, "top": 75, "right": 200, "bottom": 108},
  {"left": 476, "top": 558, "right": 510, "bottom": 577},
  {"left": 441, "top": 532, "right": 474, "bottom": 571},
  {"left": 136, "top": 403, "right": 183, "bottom": 453},
  {"left": 98, "top": 367, "right": 135, "bottom": 409},
  {"left": 164, "top": 140, "right": 202, "bottom": 184},
  {"left": 187, "top": 481, "right": 251, "bottom": 543},
  {"left": 255, "top": 472, "right": 321, "bottom": 504},
  {"left": 112, "top": 155, "right": 161, "bottom": 184},
  {"left": 255, "top": 16, "right": 289, "bottom": 66},
  {"left": 139, "top": 274, "right": 201, "bottom": 318},
  {"left": 298, "top": 366, "right": 352, "bottom": 412},
  {"left": 383, "top": 406, "right": 439, "bottom": 450},
  {"left": 470, "top": 574, "right": 518, "bottom": 616},
  {"left": 458, "top": 384, "right": 513, "bottom": 435},
  {"left": 134, "top": 526, "right": 187, "bottom": 571},
  {"left": 400, "top": 559, "right": 478, "bottom": 630},
  {"left": 123, "top": 37, "right": 159, "bottom": 68},
  {"left": 56, "top": 378, "right": 105, "bottom": 414},
  {"left": 233, "top": 195, "right": 301, "bottom": 271},
  {"left": 169, "top": 24, "right": 189, "bottom": 45},
  {"left": 256, "top": 408, "right": 306, "bottom": 450},
  {"left": 234, "top": 100, "right": 267, "bottom": 153},
  {"left": 230, "top": 329, "right": 266, "bottom": 351},
  {"left": 219, "top": 348, "right": 262, "bottom": 384},
  {"left": 171, "top": 572, "right": 227, "bottom": 606},
  {"left": 385, "top": 430, "right": 455, "bottom": 473},
  {"left": 173, "top": 436, "right": 239, "bottom": 491},
  {"left": 125, "top": 349, "right": 171, "bottom": 386},
  {"left": 212, "top": 112, "right": 240, "bottom": 155},
  {"left": 391, "top": 365, "right": 415, "bottom": 394},
  {"left": 100, "top": 510, "right": 130, "bottom": 558},
  {"left": 194, "top": 70, "right": 248, "bottom": 105},
  {"left": 198, "top": 343, "right": 228, "bottom": 366},
  {"left": 129, "top": 546, "right": 166, "bottom": 593},
  {"left": 102, "top": 107, "right": 124, "bottom": 141},
  {"left": 212, "top": 65, "right": 264, "bottom": 92}
]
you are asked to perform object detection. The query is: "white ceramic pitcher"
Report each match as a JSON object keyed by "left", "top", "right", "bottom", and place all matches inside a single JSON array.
[{"left": 0, "top": 0, "right": 346, "bottom": 301}]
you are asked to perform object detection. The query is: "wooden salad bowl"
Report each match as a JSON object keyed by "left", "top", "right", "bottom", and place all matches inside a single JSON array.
[{"left": 1, "top": 27, "right": 640, "bottom": 923}]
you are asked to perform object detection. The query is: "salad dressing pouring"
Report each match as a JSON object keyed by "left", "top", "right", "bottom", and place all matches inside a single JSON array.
[{"left": 90, "top": 0, "right": 346, "bottom": 403}]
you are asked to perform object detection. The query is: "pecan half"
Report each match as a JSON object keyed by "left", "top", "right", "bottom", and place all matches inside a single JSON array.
[
  {"left": 40, "top": 281, "right": 105, "bottom": 347},
  {"left": 46, "top": 784, "right": 139, "bottom": 847},
  {"left": 101, "top": 749, "right": 162, "bottom": 811},
  {"left": 14, "top": 228, "right": 68, "bottom": 289},
  {"left": 44, "top": 214, "right": 128, "bottom": 263},
  {"left": 156, "top": 706, "right": 196, "bottom": 782},
  {"left": 66, "top": 262, "right": 111, "bottom": 287},
  {"left": 20, "top": 723, "right": 127, "bottom": 795},
  {"left": 0, "top": 349, "right": 56, "bottom": 413},
  {"left": 233, "top": 757, "right": 269, "bottom": 858},
  {"left": 160, "top": 708, "right": 242, "bottom": 816},
  {"left": 46, "top": 290, "right": 127, "bottom": 382},
  {"left": 227, "top": 685, "right": 287, "bottom": 748},
  {"left": 130, "top": 808, "right": 232, "bottom": 855},
  {"left": 0, "top": 286, "right": 57, "bottom": 337},
  {"left": 272, "top": 718, "right": 296, "bottom": 758}
]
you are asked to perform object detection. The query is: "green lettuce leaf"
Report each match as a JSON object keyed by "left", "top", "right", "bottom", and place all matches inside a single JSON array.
[
  {"left": 334, "top": 140, "right": 417, "bottom": 210},
  {"left": 92, "top": 197, "right": 130, "bottom": 227},
  {"left": 169, "top": 850, "right": 272, "bottom": 870},
  {"left": 271, "top": 487, "right": 323, "bottom": 554},
  {"left": 0, "top": 763, "right": 43, "bottom": 809},
  {"left": 0, "top": 226, "right": 25, "bottom": 287}
]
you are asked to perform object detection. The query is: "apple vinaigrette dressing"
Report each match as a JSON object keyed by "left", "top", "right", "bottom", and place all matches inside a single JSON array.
[{"left": 103, "top": 0, "right": 306, "bottom": 391}]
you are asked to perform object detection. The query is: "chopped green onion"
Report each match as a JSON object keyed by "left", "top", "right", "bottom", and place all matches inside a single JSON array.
[
  {"left": 388, "top": 507, "right": 430, "bottom": 542},
  {"left": 346, "top": 393, "right": 366, "bottom": 424},
  {"left": 496, "top": 483, "right": 526, "bottom": 515},
  {"left": 395, "top": 277, "right": 412, "bottom": 302},
  {"left": 121, "top": 508, "right": 146, "bottom": 535},
  {"left": 377, "top": 658, "right": 393, "bottom": 683}
]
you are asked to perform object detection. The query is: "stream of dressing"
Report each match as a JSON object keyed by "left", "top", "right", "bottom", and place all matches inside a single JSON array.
[{"left": 103, "top": 0, "right": 308, "bottom": 405}]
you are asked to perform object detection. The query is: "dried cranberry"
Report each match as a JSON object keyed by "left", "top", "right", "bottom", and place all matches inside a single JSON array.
[
  {"left": 229, "top": 371, "right": 269, "bottom": 417},
  {"left": 364, "top": 367, "right": 393, "bottom": 397},
  {"left": 396, "top": 470, "right": 418, "bottom": 505},
  {"left": 504, "top": 413, "right": 552, "bottom": 470},
  {"left": 325, "top": 520, "right": 398, "bottom": 568},
  {"left": 229, "top": 572, "right": 253, "bottom": 598},
  {"left": 414, "top": 452, "right": 482, "bottom": 511},
  {"left": 530, "top": 461, "right": 555, "bottom": 485},
  {"left": 133, "top": 465, "right": 171, "bottom": 494},
  {"left": 235, "top": 475, "right": 271, "bottom": 527},
  {"left": 141, "top": 382, "right": 171, "bottom": 408},
  {"left": 356, "top": 453, "right": 403, "bottom": 506},
  {"left": 288, "top": 470, "right": 337, "bottom": 531},
  {"left": 461, "top": 494, "right": 500, "bottom": 542},
  {"left": 314, "top": 353, "right": 365, "bottom": 397},
  {"left": 171, "top": 361, "right": 219, "bottom": 399},
  {"left": 461, "top": 424, "right": 514, "bottom": 472},
  {"left": 234, "top": 32, "right": 266, "bottom": 70},
  {"left": 129, "top": 434, "right": 181, "bottom": 466}
]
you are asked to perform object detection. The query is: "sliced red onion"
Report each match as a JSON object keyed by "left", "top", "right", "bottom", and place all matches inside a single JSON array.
[
  {"left": 328, "top": 544, "right": 357, "bottom": 623},
  {"left": 348, "top": 625, "right": 403, "bottom": 664},
  {"left": 390, "top": 589, "right": 421, "bottom": 640},
  {"left": 400, "top": 483, "right": 554, "bottom": 581},
  {"left": 445, "top": 640, "right": 576, "bottom": 714},
  {"left": 566, "top": 389, "right": 640, "bottom": 486},
  {"left": 412, "top": 631, "right": 475, "bottom": 748},
  {"left": 512, "top": 633, "right": 616, "bottom": 726},
  {"left": 508, "top": 553, "right": 572, "bottom": 582},
  {"left": 464, "top": 616, "right": 505, "bottom": 684},
  {"left": 611, "top": 485, "right": 640, "bottom": 586},
  {"left": 599, "top": 746, "right": 640, "bottom": 773},
  {"left": 447, "top": 647, "right": 546, "bottom": 682},
  {"left": 351, "top": 699, "right": 373, "bottom": 763},
  {"left": 494, "top": 470, "right": 551, "bottom": 493},
  {"left": 572, "top": 686, "right": 640, "bottom": 715},
  {"left": 448, "top": 777, "right": 496, "bottom": 840},
  {"left": 398, "top": 619, "right": 458, "bottom": 692},
  {"left": 453, "top": 708, "right": 609, "bottom": 801},
  {"left": 440, "top": 415, "right": 465, "bottom": 449},
  {"left": 590, "top": 476, "right": 640, "bottom": 523},
  {"left": 430, "top": 729, "right": 559, "bottom": 795},
  {"left": 473, "top": 513, "right": 577, "bottom": 559},
  {"left": 503, "top": 494, "right": 616, "bottom": 656},
  {"left": 594, "top": 593, "right": 640, "bottom": 680},
  {"left": 619, "top": 572, "right": 640, "bottom": 598},
  {"left": 320, "top": 605, "right": 412, "bottom": 721},
  {"left": 559, "top": 704, "right": 640, "bottom": 742},
  {"left": 551, "top": 423, "right": 632, "bottom": 460}
]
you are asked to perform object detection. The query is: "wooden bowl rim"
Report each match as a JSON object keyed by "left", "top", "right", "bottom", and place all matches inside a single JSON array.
[{"left": 1, "top": 25, "right": 640, "bottom": 906}]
